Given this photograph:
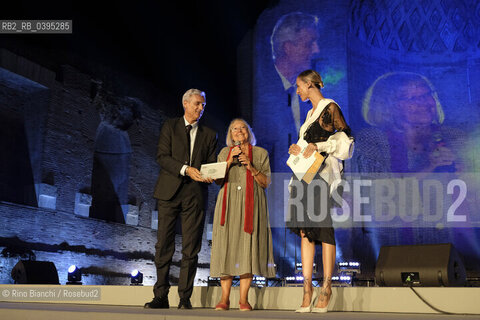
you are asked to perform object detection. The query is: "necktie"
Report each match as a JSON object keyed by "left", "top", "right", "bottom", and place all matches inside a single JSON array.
[
  {"left": 186, "top": 124, "right": 192, "bottom": 165},
  {"left": 288, "top": 86, "right": 301, "bottom": 133}
]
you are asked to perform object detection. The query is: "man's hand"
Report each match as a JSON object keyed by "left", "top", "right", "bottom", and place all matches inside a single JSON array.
[
  {"left": 186, "top": 166, "right": 213, "bottom": 183},
  {"left": 186, "top": 166, "right": 203, "bottom": 181},
  {"left": 203, "top": 177, "right": 214, "bottom": 183}
]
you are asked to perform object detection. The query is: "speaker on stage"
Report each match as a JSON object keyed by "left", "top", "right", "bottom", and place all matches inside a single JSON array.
[
  {"left": 375, "top": 243, "right": 466, "bottom": 287},
  {"left": 11, "top": 260, "right": 60, "bottom": 284}
]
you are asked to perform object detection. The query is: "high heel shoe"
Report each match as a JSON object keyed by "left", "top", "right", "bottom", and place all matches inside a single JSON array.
[
  {"left": 312, "top": 287, "right": 331, "bottom": 313},
  {"left": 295, "top": 304, "right": 312, "bottom": 313},
  {"left": 295, "top": 289, "right": 316, "bottom": 313}
]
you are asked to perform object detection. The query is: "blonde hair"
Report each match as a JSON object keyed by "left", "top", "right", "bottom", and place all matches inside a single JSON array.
[
  {"left": 362, "top": 72, "right": 444, "bottom": 131},
  {"left": 297, "top": 69, "right": 324, "bottom": 89},
  {"left": 225, "top": 118, "right": 256, "bottom": 147}
]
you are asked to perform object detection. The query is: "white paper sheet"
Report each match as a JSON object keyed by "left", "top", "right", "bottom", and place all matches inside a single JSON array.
[
  {"left": 200, "top": 161, "right": 227, "bottom": 179},
  {"left": 286, "top": 139, "right": 316, "bottom": 181}
]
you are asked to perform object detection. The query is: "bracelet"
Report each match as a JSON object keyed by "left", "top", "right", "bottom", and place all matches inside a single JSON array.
[{"left": 252, "top": 170, "right": 260, "bottom": 177}]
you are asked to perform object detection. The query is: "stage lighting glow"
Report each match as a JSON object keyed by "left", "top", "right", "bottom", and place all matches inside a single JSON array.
[
  {"left": 295, "top": 262, "right": 317, "bottom": 274},
  {"left": 253, "top": 276, "right": 267, "bottom": 287},
  {"left": 284, "top": 275, "right": 307, "bottom": 287},
  {"left": 338, "top": 261, "right": 361, "bottom": 273},
  {"left": 332, "top": 275, "right": 352, "bottom": 282},
  {"left": 207, "top": 276, "right": 221, "bottom": 286},
  {"left": 337, "top": 261, "right": 360, "bottom": 287},
  {"left": 130, "top": 269, "right": 143, "bottom": 285},
  {"left": 67, "top": 265, "right": 82, "bottom": 284},
  {"left": 338, "top": 261, "right": 360, "bottom": 267}
]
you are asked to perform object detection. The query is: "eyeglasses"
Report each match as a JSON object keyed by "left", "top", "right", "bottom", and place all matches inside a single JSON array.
[{"left": 231, "top": 126, "right": 247, "bottom": 132}]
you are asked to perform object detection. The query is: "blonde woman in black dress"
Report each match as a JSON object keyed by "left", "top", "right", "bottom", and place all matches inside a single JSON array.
[{"left": 288, "top": 70, "right": 353, "bottom": 313}]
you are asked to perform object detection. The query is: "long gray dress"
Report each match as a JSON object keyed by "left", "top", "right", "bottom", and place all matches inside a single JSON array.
[{"left": 210, "top": 146, "right": 276, "bottom": 277}]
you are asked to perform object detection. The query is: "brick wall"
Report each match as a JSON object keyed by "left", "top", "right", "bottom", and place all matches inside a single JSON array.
[
  {"left": 0, "top": 202, "right": 212, "bottom": 285},
  {"left": 0, "top": 51, "right": 215, "bottom": 285}
]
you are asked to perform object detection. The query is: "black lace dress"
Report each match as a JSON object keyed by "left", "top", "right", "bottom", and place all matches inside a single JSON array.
[{"left": 287, "top": 102, "right": 352, "bottom": 245}]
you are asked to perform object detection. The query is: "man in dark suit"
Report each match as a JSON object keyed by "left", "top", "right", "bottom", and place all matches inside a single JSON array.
[{"left": 145, "top": 89, "right": 217, "bottom": 309}]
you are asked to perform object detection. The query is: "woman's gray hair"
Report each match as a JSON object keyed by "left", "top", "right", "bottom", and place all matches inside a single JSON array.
[
  {"left": 226, "top": 118, "right": 257, "bottom": 147},
  {"left": 362, "top": 72, "right": 444, "bottom": 131},
  {"left": 182, "top": 88, "right": 206, "bottom": 104}
]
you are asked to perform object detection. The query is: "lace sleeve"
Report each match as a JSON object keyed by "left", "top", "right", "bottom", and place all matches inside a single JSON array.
[
  {"left": 315, "top": 103, "right": 354, "bottom": 159},
  {"left": 330, "top": 103, "right": 352, "bottom": 137}
]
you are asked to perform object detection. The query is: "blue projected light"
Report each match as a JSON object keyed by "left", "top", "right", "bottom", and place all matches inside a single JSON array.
[
  {"left": 253, "top": 0, "right": 480, "bottom": 280},
  {"left": 67, "top": 265, "right": 82, "bottom": 284},
  {"left": 130, "top": 269, "right": 143, "bottom": 285}
]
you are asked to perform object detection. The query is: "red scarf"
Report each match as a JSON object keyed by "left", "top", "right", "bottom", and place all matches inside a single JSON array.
[{"left": 220, "top": 144, "right": 254, "bottom": 234}]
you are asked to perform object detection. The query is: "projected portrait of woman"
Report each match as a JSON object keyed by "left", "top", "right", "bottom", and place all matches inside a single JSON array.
[
  {"left": 351, "top": 72, "right": 473, "bottom": 273},
  {"left": 355, "top": 72, "right": 464, "bottom": 174}
]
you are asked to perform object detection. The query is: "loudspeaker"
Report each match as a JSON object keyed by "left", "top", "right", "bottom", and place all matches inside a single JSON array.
[
  {"left": 11, "top": 260, "right": 60, "bottom": 284},
  {"left": 375, "top": 243, "right": 466, "bottom": 287}
]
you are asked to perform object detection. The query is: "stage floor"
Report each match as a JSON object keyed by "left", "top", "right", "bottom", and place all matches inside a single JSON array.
[
  {"left": 1, "top": 302, "right": 479, "bottom": 320},
  {"left": 1, "top": 285, "right": 479, "bottom": 317}
]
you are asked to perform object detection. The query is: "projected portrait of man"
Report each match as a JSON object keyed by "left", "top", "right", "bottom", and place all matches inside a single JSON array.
[{"left": 271, "top": 12, "right": 320, "bottom": 133}]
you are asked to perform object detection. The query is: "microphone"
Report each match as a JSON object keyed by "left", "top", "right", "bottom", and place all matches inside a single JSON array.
[
  {"left": 233, "top": 141, "right": 241, "bottom": 165},
  {"left": 432, "top": 131, "right": 456, "bottom": 173}
]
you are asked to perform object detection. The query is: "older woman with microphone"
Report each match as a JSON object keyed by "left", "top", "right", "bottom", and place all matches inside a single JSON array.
[{"left": 210, "top": 118, "right": 276, "bottom": 311}]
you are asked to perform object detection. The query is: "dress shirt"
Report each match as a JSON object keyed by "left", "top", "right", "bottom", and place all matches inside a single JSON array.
[{"left": 180, "top": 117, "right": 199, "bottom": 176}]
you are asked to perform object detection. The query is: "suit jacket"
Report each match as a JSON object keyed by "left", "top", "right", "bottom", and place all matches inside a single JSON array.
[{"left": 153, "top": 117, "right": 218, "bottom": 201}]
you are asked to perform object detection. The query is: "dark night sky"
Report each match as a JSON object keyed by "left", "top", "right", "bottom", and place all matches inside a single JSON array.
[{"left": 1, "top": 0, "right": 275, "bottom": 117}]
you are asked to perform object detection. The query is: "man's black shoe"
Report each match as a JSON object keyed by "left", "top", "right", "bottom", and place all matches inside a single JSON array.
[
  {"left": 178, "top": 298, "right": 192, "bottom": 309},
  {"left": 144, "top": 297, "right": 169, "bottom": 309}
]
